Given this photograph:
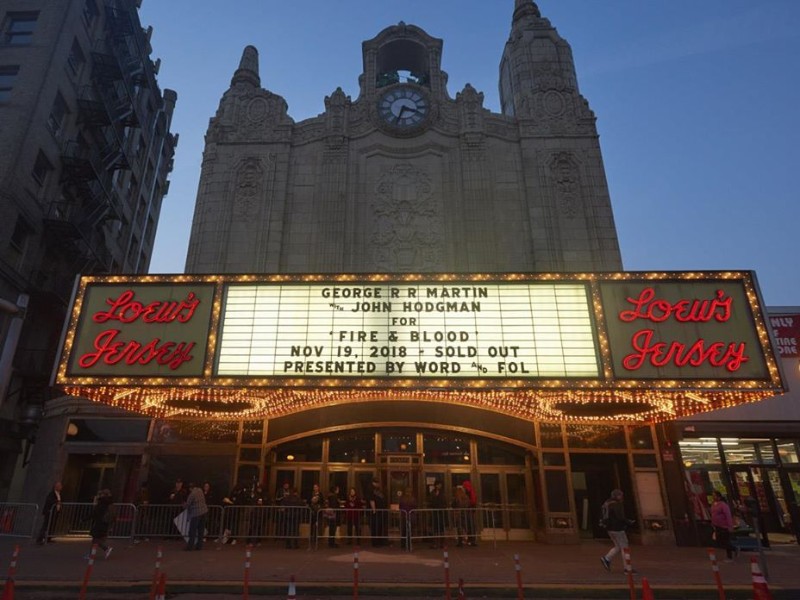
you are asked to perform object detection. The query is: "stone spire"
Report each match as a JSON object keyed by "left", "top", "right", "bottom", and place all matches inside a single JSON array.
[
  {"left": 513, "top": 0, "right": 541, "bottom": 24},
  {"left": 231, "top": 45, "right": 261, "bottom": 88}
]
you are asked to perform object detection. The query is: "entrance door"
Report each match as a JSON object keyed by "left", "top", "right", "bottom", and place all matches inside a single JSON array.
[
  {"left": 733, "top": 466, "right": 796, "bottom": 545},
  {"left": 570, "top": 453, "right": 633, "bottom": 539}
]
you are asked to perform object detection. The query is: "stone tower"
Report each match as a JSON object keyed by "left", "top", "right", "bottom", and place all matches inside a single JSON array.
[{"left": 185, "top": 0, "right": 622, "bottom": 274}]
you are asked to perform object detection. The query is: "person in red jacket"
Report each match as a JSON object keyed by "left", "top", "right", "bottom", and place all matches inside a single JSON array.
[{"left": 461, "top": 480, "right": 478, "bottom": 546}]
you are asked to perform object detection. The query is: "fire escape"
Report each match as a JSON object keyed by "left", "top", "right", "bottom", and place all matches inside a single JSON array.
[{"left": 42, "top": 3, "right": 146, "bottom": 282}]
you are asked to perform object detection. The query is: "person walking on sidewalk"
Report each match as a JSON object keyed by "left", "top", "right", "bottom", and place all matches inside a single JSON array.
[
  {"left": 711, "top": 491, "right": 736, "bottom": 561},
  {"left": 184, "top": 482, "right": 208, "bottom": 551},
  {"left": 86, "top": 489, "right": 115, "bottom": 560},
  {"left": 600, "top": 489, "right": 631, "bottom": 572}
]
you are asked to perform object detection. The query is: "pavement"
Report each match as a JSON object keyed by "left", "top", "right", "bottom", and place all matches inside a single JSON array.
[{"left": 1, "top": 536, "right": 799, "bottom": 599}]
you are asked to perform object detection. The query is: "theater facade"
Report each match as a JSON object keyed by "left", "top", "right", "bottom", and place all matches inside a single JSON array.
[
  {"left": 22, "top": 1, "right": 794, "bottom": 546},
  {"left": 43, "top": 270, "right": 784, "bottom": 544}
]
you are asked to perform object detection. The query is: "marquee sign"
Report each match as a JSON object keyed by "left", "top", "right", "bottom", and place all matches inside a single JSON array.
[{"left": 53, "top": 272, "right": 784, "bottom": 423}]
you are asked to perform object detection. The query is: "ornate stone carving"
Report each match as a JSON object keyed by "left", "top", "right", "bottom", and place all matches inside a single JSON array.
[
  {"left": 233, "top": 158, "right": 265, "bottom": 218},
  {"left": 549, "top": 152, "right": 582, "bottom": 218},
  {"left": 371, "top": 164, "right": 442, "bottom": 271}
]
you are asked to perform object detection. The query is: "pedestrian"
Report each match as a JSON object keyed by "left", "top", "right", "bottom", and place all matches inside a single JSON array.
[
  {"left": 308, "top": 483, "right": 324, "bottom": 546},
  {"left": 600, "top": 489, "right": 632, "bottom": 572},
  {"left": 36, "top": 481, "right": 62, "bottom": 545},
  {"left": 184, "top": 482, "right": 208, "bottom": 551},
  {"left": 274, "top": 480, "right": 291, "bottom": 542},
  {"left": 399, "top": 487, "right": 417, "bottom": 550},
  {"left": 86, "top": 489, "right": 115, "bottom": 560},
  {"left": 452, "top": 485, "right": 470, "bottom": 547},
  {"left": 462, "top": 479, "right": 478, "bottom": 546},
  {"left": 325, "top": 484, "right": 341, "bottom": 548},
  {"left": 711, "top": 491, "right": 736, "bottom": 561},
  {"left": 246, "top": 482, "right": 267, "bottom": 545},
  {"left": 282, "top": 487, "right": 304, "bottom": 549},
  {"left": 344, "top": 487, "right": 363, "bottom": 545},
  {"left": 168, "top": 478, "right": 188, "bottom": 504},
  {"left": 428, "top": 481, "right": 447, "bottom": 549},
  {"left": 367, "top": 477, "right": 388, "bottom": 546}
]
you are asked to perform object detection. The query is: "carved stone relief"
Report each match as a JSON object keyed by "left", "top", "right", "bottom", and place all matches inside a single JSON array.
[
  {"left": 371, "top": 164, "right": 443, "bottom": 271},
  {"left": 549, "top": 153, "right": 582, "bottom": 219},
  {"left": 233, "top": 157, "right": 265, "bottom": 218}
]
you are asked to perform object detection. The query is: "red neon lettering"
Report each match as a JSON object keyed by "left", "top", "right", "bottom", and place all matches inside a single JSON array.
[
  {"left": 93, "top": 290, "right": 201, "bottom": 324},
  {"left": 622, "top": 329, "right": 749, "bottom": 373},
  {"left": 619, "top": 287, "right": 732, "bottom": 323},
  {"left": 78, "top": 329, "right": 195, "bottom": 370}
]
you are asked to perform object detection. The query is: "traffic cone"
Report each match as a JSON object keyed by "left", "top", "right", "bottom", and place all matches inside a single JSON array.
[
  {"left": 457, "top": 577, "right": 466, "bottom": 599},
  {"left": 154, "top": 572, "right": 166, "bottom": 600},
  {"left": 287, "top": 574, "right": 296, "bottom": 600},
  {"left": 1, "top": 578, "right": 14, "bottom": 600},
  {"left": 641, "top": 577, "right": 655, "bottom": 600},
  {"left": 750, "top": 557, "right": 773, "bottom": 600}
]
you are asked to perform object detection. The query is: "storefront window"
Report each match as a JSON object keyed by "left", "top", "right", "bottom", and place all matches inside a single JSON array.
[
  {"left": 724, "top": 439, "right": 770, "bottom": 464},
  {"left": 544, "top": 470, "right": 570, "bottom": 512},
  {"left": 776, "top": 440, "right": 799, "bottom": 464},
  {"left": 151, "top": 419, "right": 238, "bottom": 443},
  {"left": 629, "top": 426, "right": 655, "bottom": 450},
  {"left": 329, "top": 432, "right": 375, "bottom": 463},
  {"left": 275, "top": 436, "right": 323, "bottom": 462},
  {"left": 424, "top": 433, "right": 471, "bottom": 464},
  {"left": 381, "top": 430, "right": 416, "bottom": 453},
  {"left": 241, "top": 420, "right": 264, "bottom": 444},
  {"left": 539, "top": 423, "right": 563, "bottom": 448},
  {"left": 566, "top": 424, "right": 626, "bottom": 449},
  {"left": 476, "top": 440, "right": 526, "bottom": 465},
  {"left": 679, "top": 439, "right": 722, "bottom": 466}
]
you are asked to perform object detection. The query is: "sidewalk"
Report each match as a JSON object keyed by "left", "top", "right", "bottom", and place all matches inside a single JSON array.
[{"left": 2, "top": 536, "right": 799, "bottom": 598}]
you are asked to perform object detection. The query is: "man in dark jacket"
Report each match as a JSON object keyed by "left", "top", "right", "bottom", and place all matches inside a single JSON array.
[
  {"left": 36, "top": 481, "right": 62, "bottom": 544},
  {"left": 600, "top": 489, "right": 632, "bottom": 572}
]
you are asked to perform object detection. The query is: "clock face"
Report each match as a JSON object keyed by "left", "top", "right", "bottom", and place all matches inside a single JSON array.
[{"left": 378, "top": 86, "right": 429, "bottom": 128}]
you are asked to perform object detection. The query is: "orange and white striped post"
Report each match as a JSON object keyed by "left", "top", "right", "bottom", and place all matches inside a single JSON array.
[
  {"left": 243, "top": 544, "right": 252, "bottom": 600},
  {"left": 353, "top": 547, "right": 359, "bottom": 600},
  {"left": 78, "top": 544, "right": 98, "bottom": 600},
  {"left": 513, "top": 553, "right": 524, "bottom": 600},
  {"left": 443, "top": 546, "right": 451, "bottom": 600},
  {"left": 622, "top": 547, "right": 635, "bottom": 600},
  {"left": 457, "top": 577, "right": 466, "bottom": 599},
  {"left": 1, "top": 544, "right": 20, "bottom": 600},
  {"left": 751, "top": 556, "right": 773, "bottom": 600},
  {"left": 287, "top": 575, "right": 297, "bottom": 600},
  {"left": 154, "top": 572, "right": 166, "bottom": 600},
  {"left": 148, "top": 545, "right": 163, "bottom": 600},
  {"left": 706, "top": 548, "right": 726, "bottom": 600}
]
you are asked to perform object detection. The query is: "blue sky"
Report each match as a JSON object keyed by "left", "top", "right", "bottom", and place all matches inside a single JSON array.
[{"left": 140, "top": 0, "right": 800, "bottom": 307}]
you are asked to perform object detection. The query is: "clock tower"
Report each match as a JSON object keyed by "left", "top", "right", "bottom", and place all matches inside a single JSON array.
[{"left": 186, "top": 0, "right": 622, "bottom": 274}]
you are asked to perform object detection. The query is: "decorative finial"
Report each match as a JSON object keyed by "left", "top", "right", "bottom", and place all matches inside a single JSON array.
[{"left": 231, "top": 45, "right": 260, "bottom": 88}]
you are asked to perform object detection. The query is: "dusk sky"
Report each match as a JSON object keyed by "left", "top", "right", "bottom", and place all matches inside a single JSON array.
[{"left": 140, "top": 0, "right": 800, "bottom": 306}]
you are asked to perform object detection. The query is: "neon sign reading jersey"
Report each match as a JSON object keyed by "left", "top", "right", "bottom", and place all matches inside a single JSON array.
[{"left": 216, "top": 283, "right": 599, "bottom": 378}]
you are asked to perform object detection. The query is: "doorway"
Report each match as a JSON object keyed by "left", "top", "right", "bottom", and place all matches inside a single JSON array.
[{"left": 570, "top": 453, "right": 633, "bottom": 539}]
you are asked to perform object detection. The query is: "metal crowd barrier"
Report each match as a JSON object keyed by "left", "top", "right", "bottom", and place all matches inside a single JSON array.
[
  {"left": 47, "top": 502, "right": 137, "bottom": 539},
  {"left": 30, "top": 502, "right": 512, "bottom": 551},
  {"left": 0, "top": 503, "right": 39, "bottom": 538},
  {"left": 407, "top": 507, "right": 497, "bottom": 551}
]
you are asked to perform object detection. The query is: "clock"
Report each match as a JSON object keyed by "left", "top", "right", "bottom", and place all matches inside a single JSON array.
[{"left": 377, "top": 85, "right": 430, "bottom": 129}]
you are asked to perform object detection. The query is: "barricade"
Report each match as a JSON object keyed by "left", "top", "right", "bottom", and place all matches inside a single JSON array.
[
  {"left": 443, "top": 546, "right": 451, "bottom": 600},
  {"left": 78, "top": 544, "right": 98, "bottom": 600},
  {"left": 133, "top": 503, "right": 219, "bottom": 540},
  {"left": 243, "top": 544, "right": 252, "bottom": 600},
  {"left": 706, "top": 548, "right": 726, "bottom": 600},
  {"left": 313, "top": 507, "right": 405, "bottom": 549},
  {"left": 353, "top": 548, "right": 359, "bottom": 600},
  {"left": 408, "top": 507, "right": 497, "bottom": 550},
  {"left": 0, "top": 504, "right": 38, "bottom": 539},
  {"left": 221, "top": 505, "right": 312, "bottom": 547},
  {"left": 513, "top": 553, "right": 524, "bottom": 600},
  {"left": 622, "top": 546, "right": 635, "bottom": 600},
  {"left": 750, "top": 556, "right": 772, "bottom": 600},
  {"left": 148, "top": 546, "right": 163, "bottom": 600},
  {"left": 51, "top": 502, "right": 136, "bottom": 539}
]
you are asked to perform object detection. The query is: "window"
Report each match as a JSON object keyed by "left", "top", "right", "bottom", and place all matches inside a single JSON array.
[
  {"left": 47, "top": 92, "right": 69, "bottom": 138},
  {"left": 9, "top": 216, "right": 33, "bottom": 253},
  {"left": 0, "top": 65, "right": 18, "bottom": 102},
  {"left": 31, "top": 150, "right": 52, "bottom": 186},
  {"left": 67, "top": 39, "right": 86, "bottom": 77},
  {"left": 4, "top": 12, "right": 38, "bottom": 46}
]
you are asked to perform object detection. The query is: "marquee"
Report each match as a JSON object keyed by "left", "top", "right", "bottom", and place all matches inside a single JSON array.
[{"left": 53, "top": 271, "right": 784, "bottom": 423}]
